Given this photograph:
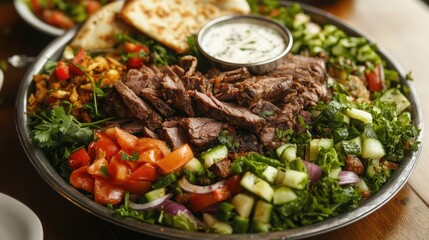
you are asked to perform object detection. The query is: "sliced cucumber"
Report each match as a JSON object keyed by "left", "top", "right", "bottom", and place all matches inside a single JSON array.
[
  {"left": 280, "top": 169, "right": 308, "bottom": 190},
  {"left": 345, "top": 108, "right": 373, "bottom": 124},
  {"left": 262, "top": 166, "right": 279, "bottom": 184},
  {"left": 329, "top": 167, "right": 342, "bottom": 179},
  {"left": 201, "top": 145, "right": 228, "bottom": 168},
  {"left": 232, "top": 216, "right": 249, "bottom": 233},
  {"left": 356, "top": 178, "right": 370, "bottom": 192},
  {"left": 203, "top": 213, "right": 233, "bottom": 234},
  {"left": 343, "top": 114, "right": 350, "bottom": 124},
  {"left": 399, "top": 112, "right": 412, "bottom": 128},
  {"left": 362, "top": 138, "right": 385, "bottom": 159},
  {"left": 183, "top": 157, "right": 204, "bottom": 173},
  {"left": 379, "top": 88, "right": 411, "bottom": 114},
  {"left": 280, "top": 144, "right": 297, "bottom": 163},
  {"left": 252, "top": 220, "right": 271, "bottom": 233},
  {"left": 231, "top": 193, "right": 254, "bottom": 218},
  {"left": 273, "top": 187, "right": 297, "bottom": 205},
  {"left": 365, "top": 159, "right": 380, "bottom": 178},
  {"left": 144, "top": 188, "right": 166, "bottom": 202},
  {"left": 240, "top": 172, "right": 274, "bottom": 202},
  {"left": 253, "top": 200, "right": 273, "bottom": 224},
  {"left": 309, "top": 138, "right": 334, "bottom": 161}
]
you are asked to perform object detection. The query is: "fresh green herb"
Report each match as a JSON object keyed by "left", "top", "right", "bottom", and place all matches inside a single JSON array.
[
  {"left": 152, "top": 173, "right": 177, "bottom": 189},
  {"left": 121, "top": 151, "right": 140, "bottom": 161},
  {"left": 99, "top": 166, "right": 108, "bottom": 176},
  {"left": 405, "top": 71, "right": 414, "bottom": 81},
  {"left": 275, "top": 128, "right": 294, "bottom": 140},
  {"left": 239, "top": 47, "right": 255, "bottom": 51},
  {"left": 43, "top": 59, "right": 57, "bottom": 75},
  {"left": 259, "top": 110, "right": 274, "bottom": 118},
  {"left": 217, "top": 130, "right": 240, "bottom": 149}
]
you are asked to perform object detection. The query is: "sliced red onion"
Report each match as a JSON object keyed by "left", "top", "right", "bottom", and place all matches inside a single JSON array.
[
  {"left": 303, "top": 160, "right": 322, "bottom": 184},
  {"left": 162, "top": 200, "right": 206, "bottom": 227},
  {"left": 179, "top": 177, "right": 226, "bottom": 194},
  {"left": 338, "top": 171, "right": 360, "bottom": 185},
  {"left": 129, "top": 193, "right": 172, "bottom": 211}
]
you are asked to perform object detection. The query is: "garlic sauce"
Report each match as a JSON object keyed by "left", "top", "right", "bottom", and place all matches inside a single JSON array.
[{"left": 201, "top": 22, "right": 286, "bottom": 64}]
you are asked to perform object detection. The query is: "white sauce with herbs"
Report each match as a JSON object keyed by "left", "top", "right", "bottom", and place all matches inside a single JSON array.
[{"left": 201, "top": 22, "right": 286, "bottom": 64}]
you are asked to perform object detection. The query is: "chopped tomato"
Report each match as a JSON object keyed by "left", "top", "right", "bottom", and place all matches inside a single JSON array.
[
  {"left": 85, "top": 0, "right": 101, "bottom": 14},
  {"left": 30, "top": 0, "right": 42, "bottom": 15},
  {"left": 124, "top": 42, "right": 149, "bottom": 54},
  {"left": 94, "top": 177, "right": 124, "bottom": 205},
  {"left": 88, "top": 132, "right": 119, "bottom": 159},
  {"left": 156, "top": 144, "right": 194, "bottom": 174},
  {"left": 129, "top": 163, "right": 159, "bottom": 181},
  {"left": 87, "top": 157, "right": 108, "bottom": 178},
  {"left": 120, "top": 180, "right": 152, "bottom": 195},
  {"left": 136, "top": 138, "right": 171, "bottom": 157},
  {"left": 366, "top": 64, "right": 384, "bottom": 91},
  {"left": 139, "top": 148, "right": 164, "bottom": 164},
  {"left": 70, "top": 166, "right": 94, "bottom": 193},
  {"left": 126, "top": 57, "right": 144, "bottom": 69},
  {"left": 69, "top": 48, "right": 85, "bottom": 76},
  {"left": 114, "top": 127, "right": 139, "bottom": 150},
  {"left": 226, "top": 175, "right": 243, "bottom": 195},
  {"left": 107, "top": 156, "right": 131, "bottom": 184},
  {"left": 55, "top": 61, "right": 69, "bottom": 81},
  {"left": 103, "top": 127, "right": 116, "bottom": 141},
  {"left": 68, "top": 147, "right": 91, "bottom": 170},
  {"left": 213, "top": 185, "right": 231, "bottom": 202},
  {"left": 188, "top": 192, "right": 217, "bottom": 212},
  {"left": 42, "top": 9, "right": 74, "bottom": 29}
]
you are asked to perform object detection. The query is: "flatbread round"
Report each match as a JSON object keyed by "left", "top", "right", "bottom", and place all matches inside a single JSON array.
[
  {"left": 120, "top": 0, "right": 251, "bottom": 53},
  {"left": 70, "top": 1, "right": 132, "bottom": 51}
]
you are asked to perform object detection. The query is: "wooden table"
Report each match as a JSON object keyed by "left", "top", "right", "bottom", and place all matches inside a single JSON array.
[{"left": 1, "top": 0, "right": 428, "bottom": 239}]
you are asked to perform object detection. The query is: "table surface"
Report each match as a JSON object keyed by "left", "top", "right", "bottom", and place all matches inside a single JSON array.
[{"left": 1, "top": 0, "right": 429, "bottom": 239}]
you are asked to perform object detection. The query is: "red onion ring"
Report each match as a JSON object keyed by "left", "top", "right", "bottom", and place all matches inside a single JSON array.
[
  {"left": 129, "top": 193, "right": 172, "bottom": 211},
  {"left": 303, "top": 160, "right": 323, "bottom": 184},
  {"left": 338, "top": 171, "right": 360, "bottom": 185},
  {"left": 179, "top": 177, "right": 225, "bottom": 194}
]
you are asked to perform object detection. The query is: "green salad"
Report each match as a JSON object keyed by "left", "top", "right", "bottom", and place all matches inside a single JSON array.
[{"left": 28, "top": 1, "right": 420, "bottom": 235}]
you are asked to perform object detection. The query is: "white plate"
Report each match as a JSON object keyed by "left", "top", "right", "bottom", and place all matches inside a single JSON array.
[
  {"left": 14, "top": 0, "right": 64, "bottom": 36},
  {"left": 0, "top": 69, "right": 3, "bottom": 92},
  {"left": 0, "top": 193, "right": 43, "bottom": 240}
]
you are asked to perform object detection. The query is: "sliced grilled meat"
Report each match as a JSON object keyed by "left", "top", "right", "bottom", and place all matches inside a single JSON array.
[
  {"left": 190, "top": 91, "right": 266, "bottom": 132},
  {"left": 179, "top": 118, "right": 225, "bottom": 150},
  {"left": 161, "top": 75, "right": 195, "bottom": 116},
  {"left": 114, "top": 81, "right": 162, "bottom": 129},
  {"left": 139, "top": 88, "right": 175, "bottom": 117}
]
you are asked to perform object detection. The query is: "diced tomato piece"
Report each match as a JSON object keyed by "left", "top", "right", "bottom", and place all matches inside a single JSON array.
[
  {"left": 30, "top": 0, "right": 42, "bottom": 15},
  {"left": 94, "top": 177, "right": 124, "bottom": 205},
  {"left": 87, "top": 157, "right": 109, "bottom": 178},
  {"left": 70, "top": 166, "right": 94, "bottom": 193},
  {"left": 55, "top": 61, "right": 70, "bottom": 81},
  {"left": 42, "top": 9, "right": 74, "bottom": 29},
  {"left": 68, "top": 147, "right": 91, "bottom": 170},
  {"left": 188, "top": 192, "right": 217, "bottom": 212},
  {"left": 69, "top": 48, "right": 85, "bottom": 76},
  {"left": 124, "top": 42, "right": 149, "bottom": 54},
  {"left": 156, "top": 144, "right": 194, "bottom": 174},
  {"left": 85, "top": 0, "right": 101, "bottom": 14},
  {"left": 366, "top": 64, "right": 384, "bottom": 91},
  {"left": 120, "top": 180, "right": 152, "bottom": 195},
  {"left": 114, "top": 127, "right": 139, "bottom": 150},
  {"left": 139, "top": 148, "right": 164, "bottom": 164},
  {"left": 103, "top": 127, "right": 116, "bottom": 141},
  {"left": 107, "top": 156, "right": 131, "bottom": 184},
  {"left": 129, "top": 163, "right": 159, "bottom": 181},
  {"left": 226, "top": 175, "right": 243, "bottom": 195},
  {"left": 136, "top": 138, "right": 171, "bottom": 157},
  {"left": 213, "top": 185, "right": 231, "bottom": 202},
  {"left": 126, "top": 57, "right": 144, "bottom": 69},
  {"left": 88, "top": 132, "right": 120, "bottom": 159}
]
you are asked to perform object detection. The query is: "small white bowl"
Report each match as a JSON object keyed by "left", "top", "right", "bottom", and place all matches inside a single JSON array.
[{"left": 14, "top": 0, "right": 65, "bottom": 36}]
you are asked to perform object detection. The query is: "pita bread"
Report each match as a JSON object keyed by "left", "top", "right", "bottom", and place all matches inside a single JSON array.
[
  {"left": 120, "top": 0, "right": 251, "bottom": 53},
  {"left": 70, "top": 1, "right": 132, "bottom": 51}
]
